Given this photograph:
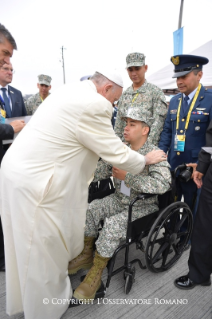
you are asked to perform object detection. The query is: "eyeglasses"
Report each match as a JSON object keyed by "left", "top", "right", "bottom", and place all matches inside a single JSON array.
[{"left": 0, "top": 67, "right": 15, "bottom": 74}]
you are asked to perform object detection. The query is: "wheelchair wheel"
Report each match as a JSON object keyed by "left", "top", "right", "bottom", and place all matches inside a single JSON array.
[
  {"left": 145, "top": 202, "right": 192, "bottom": 273},
  {"left": 124, "top": 267, "right": 135, "bottom": 294}
]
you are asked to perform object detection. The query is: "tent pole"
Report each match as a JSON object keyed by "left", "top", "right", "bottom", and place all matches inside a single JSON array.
[{"left": 178, "top": 0, "right": 184, "bottom": 29}]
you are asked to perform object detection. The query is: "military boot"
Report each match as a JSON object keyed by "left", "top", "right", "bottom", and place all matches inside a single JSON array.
[
  {"left": 73, "top": 250, "right": 110, "bottom": 301},
  {"left": 68, "top": 237, "right": 95, "bottom": 275}
]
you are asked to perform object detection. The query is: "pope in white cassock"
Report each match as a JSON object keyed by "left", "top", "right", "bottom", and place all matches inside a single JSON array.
[{"left": 0, "top": 71, "right": 166, "bottom": 319}]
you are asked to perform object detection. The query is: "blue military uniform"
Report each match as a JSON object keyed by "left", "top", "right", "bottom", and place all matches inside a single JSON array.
[
  {"left": 159, "top": 86, "right": 212, "bottom": 170},
  {"left": 159, "top": 54, "right": 212, "bottom": 214}
]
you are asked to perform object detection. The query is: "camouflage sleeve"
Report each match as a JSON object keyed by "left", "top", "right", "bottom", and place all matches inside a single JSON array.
[
  {"left": 148, "top": 90, "right": 167, "bottom": 146},
  {"left": 125, "top": 163, "right": 171, "bottom": 195},
  {"left": 114, "top": 98, "right": 125, "bottom": 141},
  {"left": 93, "top": 159, "right": 112, "bottom": 182},
  {"left": 25, "top": 99, "right": 33, "bottom": 115}
]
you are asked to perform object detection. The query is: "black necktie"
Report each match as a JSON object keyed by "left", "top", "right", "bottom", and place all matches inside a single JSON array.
[
  {"left": 182, "top": 96, "right": 189, "bottom": 115},
  {"left": 1, "top": 88, "right": 12, "bottom": 117}
]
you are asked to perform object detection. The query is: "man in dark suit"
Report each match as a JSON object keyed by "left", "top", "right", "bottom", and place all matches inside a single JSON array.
[
  {"left": 0, "top": 104, "right": 25, "bottom": 271},
  {"left": 0, "top": 62, "right": 27, "bottom": 118},
  {"left": 0, "top": 23, "right": 24, "bottom": 272},
  {"left": 174, "top": 120, "right": 212, "bottom": 289},
  {"left": 159, "top": 55, "right": 212, "bottom": 224}
]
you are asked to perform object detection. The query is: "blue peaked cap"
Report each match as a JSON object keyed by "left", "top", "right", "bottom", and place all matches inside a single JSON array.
[{"left": 171, "top": 54, "right": 209, "bottom": 78}]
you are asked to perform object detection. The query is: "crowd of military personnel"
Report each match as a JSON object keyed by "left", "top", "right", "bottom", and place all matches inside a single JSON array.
[{"left": 1, "top": 22, "right": 212, "bottom": 317}]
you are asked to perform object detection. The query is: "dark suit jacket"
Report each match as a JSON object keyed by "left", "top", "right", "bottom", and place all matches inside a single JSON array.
[
  {"left": 196, "top": 119, "right": 212, "bottom": 174},
  {"left": 159, "top": 85, "right": 212, "bottom": 170},
  {"left": 0, "top": 123, "right": 14, "bottom": 268},
  {"left": 8, "top": 85, "right": 27, "bottom": 117},
  {"left": 0, "top": 85, "right": 26, "bottom": 163},
  {"left": 0, "top": 123, "right": 14, "bottom": 164}
]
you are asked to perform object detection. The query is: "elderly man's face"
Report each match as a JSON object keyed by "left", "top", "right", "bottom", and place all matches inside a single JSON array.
[
  {"left": 0, "top": 62, "right": 13, "bottom": 86},
  {"left": 104, "top": 85, "right": 122, "bottom": 104},
  {"left": 0, "top": 39, "right": 13, "bottom": 67}
]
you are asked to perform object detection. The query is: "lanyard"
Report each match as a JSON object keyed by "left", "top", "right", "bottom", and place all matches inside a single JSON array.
[
  {"left": 0, "top": 95, "right": 4, "bottom": 109},
  {"left": 0, "top": 96, "right": 6, "bottom": 118},
  {"left": 176, "top": 83, "right": 201, "bottom": 133},
  {"left": 131, "top": 93, "right": 139, "bottom": 107},
  {"left": 40, "top": 96, "right": 43, "bottom": 102}
]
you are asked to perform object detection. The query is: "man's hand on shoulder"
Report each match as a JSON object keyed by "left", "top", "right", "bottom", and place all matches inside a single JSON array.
[
  {"left": 10, "top": 120, "right": 25, "bottom": 133},
  {"left": 145, "top": 149, "right": 167, "bottom": 165}
]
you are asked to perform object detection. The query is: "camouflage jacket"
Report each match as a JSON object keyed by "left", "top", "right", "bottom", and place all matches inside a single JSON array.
[
  {"left": 93, "top": 141, "right": 171, "bottom": 213},
  {"left": 114, "top": 80, "right": 167, "bottom": 146},
  {"left": 25, "top": 93, "right": 50, "bottom": 115}
]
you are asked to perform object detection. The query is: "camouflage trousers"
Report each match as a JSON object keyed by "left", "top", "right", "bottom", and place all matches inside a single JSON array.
[{"left": 85, "top": 193, "right": 155, "bottom": 258}]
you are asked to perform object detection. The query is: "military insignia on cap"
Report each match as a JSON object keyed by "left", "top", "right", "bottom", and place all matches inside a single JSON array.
[{"left": 171, "top": 56, "right": 180, "bottom": 65}]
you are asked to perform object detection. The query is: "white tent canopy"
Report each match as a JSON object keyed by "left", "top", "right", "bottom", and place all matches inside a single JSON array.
[{"left": 147, "top": 40, "right": 212, "bottom": 94}]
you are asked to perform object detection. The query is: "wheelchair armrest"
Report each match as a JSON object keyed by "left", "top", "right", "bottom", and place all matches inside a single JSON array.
[
  {"left": 129, "top": 193, "right": 155, "bottom": 209},
  {"left": 126, "top": 194, "right": 154, "bottom": 241},
  {"left": 128, "top": 193, "right": 156, "bottom": 225}
]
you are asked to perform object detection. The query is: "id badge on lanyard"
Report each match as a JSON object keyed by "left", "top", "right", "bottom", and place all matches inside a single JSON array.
[
  {"left": 174, "top": 134, "right": 185, "bottom": 152},
  {"left": 0, "top": 95, "right": 6, "bottom": 122},
  {"left": 174, "top": 84, "right": 201, "bottom": 154},
  {"left": 0, "top": 108, "right": 6, "bottom": 123}
]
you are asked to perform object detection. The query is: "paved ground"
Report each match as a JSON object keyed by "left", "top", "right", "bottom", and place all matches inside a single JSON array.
[{"left": 0, "top": 245, "right": 211, "bottom": 319}]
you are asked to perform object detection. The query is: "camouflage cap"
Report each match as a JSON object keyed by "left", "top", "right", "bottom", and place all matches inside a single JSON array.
[
  {"left": 122, "top": 107, "right": 154, "bottom": 127},
  {"left": 38, "top": 74, "right": 52, "bottom": 86},
  {"left": 126, "top": 52, "right": 146, "bottom": 68}
]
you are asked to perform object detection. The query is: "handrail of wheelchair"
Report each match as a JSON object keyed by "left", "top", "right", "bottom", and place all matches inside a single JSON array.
[{"left": 126, "top": 193, "right": 156, "bottom": 241}]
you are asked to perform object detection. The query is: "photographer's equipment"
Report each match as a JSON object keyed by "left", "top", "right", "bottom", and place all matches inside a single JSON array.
[{"left": 174, "top": 164, "right": 193, "bottom": 183}]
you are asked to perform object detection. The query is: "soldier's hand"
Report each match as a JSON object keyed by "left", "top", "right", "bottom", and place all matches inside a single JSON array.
[
  {"left": 186, "top": 163, "right": 197, "bottom": 179},
  {"left": 193, "top": 171, "right": 204, "bottom": 189},
  {"left": 112, "top": 167, "right": 127, "bottom": 180},
  {"left": 145, "top": 150, "right": 167, "bottom": 165},
  {"left": 10, "top": 120, "right": 25, "bottom": 133}
]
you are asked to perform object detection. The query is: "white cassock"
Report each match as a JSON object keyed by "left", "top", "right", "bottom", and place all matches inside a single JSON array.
[{"left": 0, "top": 81, "right": 146, "bottom": 319}]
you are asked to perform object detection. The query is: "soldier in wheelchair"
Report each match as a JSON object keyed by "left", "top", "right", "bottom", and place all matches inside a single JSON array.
[{"left": 68, "top": 108, "right": 172, "bottom": 301}]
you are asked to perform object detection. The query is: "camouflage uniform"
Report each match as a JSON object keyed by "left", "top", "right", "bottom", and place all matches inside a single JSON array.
[
  {"left": 25, "top": 74, "right": 52, "bottom": 115},
  {"left": 115, "top": 80, "right": 167, "bottom": 146},
  {"left": 85, "top": 141, "right": 171, "bottom": 257},
  {"left": 25, "top": 93, "right": 44, "bottom": 115}
]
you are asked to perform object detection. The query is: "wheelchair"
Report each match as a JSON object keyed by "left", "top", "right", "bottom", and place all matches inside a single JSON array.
[{"left": 87, "top": 174, "right": 193, "bottom": 297}]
